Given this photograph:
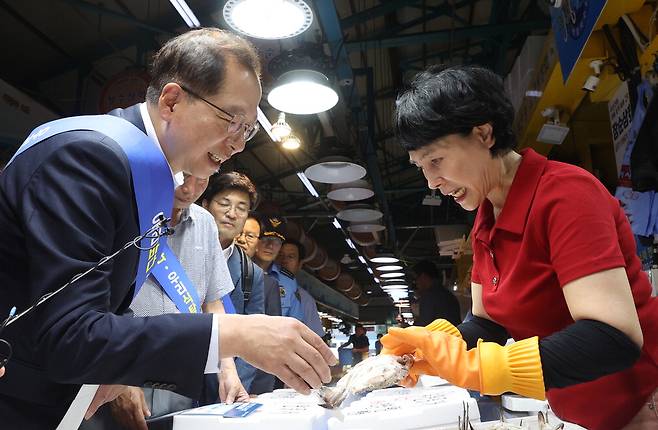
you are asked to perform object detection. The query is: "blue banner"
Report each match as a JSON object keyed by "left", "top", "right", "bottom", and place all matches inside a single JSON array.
[
  {"left": 550, "top": 0, "right": 607, "bottom": 83},
  {"left": 10, "top": 115, "right": 200, "bottom": 312}
]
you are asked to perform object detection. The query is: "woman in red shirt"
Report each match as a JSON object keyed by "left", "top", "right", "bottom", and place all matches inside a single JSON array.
[{"left": 382, "top": 65, "right": 657, "bottom": 430}]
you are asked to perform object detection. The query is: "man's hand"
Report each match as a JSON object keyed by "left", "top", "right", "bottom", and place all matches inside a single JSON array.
[
  {"left": 85, "top": 384, "right": 131, "bottom": 420},
  {"left": 219, "top": 358, "right": 250, "bottom": 404},
  {"left": 218, "top": 314, "right": 337, "bottom": 395},
  {"left": 0, "top": 367, "right": 4, "bottom": 378},
  {"left": 108, "top": 386, "right": 151, "bottom": 430}
]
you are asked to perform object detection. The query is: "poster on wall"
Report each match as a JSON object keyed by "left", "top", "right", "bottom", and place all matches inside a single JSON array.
[
  {"left": 550, "top": 0, "right": 607, "bottom": 83},
  {"left": 607, "top": 81, "right": 632, "bottom": 176}
]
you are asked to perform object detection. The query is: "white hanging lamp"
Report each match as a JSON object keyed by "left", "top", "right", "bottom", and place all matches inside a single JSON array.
[
  {"left": 270, "top": 112, "right": 292, "bottom": 141},
  {"left": 268, "top": 70, "right": 339, "bottom": 115},
  {"left": 327, "top": 179, "right": 374, "bottom": 201},
  {"left": 223, "top": 0, "right": 313, "bottom": 40},
  {"left": 304, "top": 156, "right": 366, "bottom": 184},
  {"left": 336, "top": 204, "right": 383, "bottom": 222}
]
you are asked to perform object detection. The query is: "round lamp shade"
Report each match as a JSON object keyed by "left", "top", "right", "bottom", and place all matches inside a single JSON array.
[
  {"left": 347, "top": 222, "right": 385, "bottom": 233},
  {"left": 380, "top": 272, "right": 405, "bottom": 278},
  {"left": 304, "top": 156, "right": 366, "bottom": 184},
  {"left": 369, "top": 255, "right": 399, "bottom": 264},
  {"left": 376, "top": 265, "right": 403, "bottom": 271},
  {"left": 327, "top": 180, "right": 374, "bottom": 201},
  {"left": 336, "top": 204, "right": 382, "bottom": 222},
  {"left": 223, "top": 0, "right": 313, "bottom": 40},
  {"left": 268, "top": 70, "right": 338, "bottom": 114}
]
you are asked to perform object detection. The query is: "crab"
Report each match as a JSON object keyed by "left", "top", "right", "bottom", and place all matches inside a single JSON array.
[{"left": 317, "top": 354, "right": 414, "bottom": 409}]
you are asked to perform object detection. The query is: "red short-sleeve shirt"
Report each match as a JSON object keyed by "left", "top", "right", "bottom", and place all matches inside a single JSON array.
[{"left": 471, "top": 149, "right": 658, "bottom": 430}]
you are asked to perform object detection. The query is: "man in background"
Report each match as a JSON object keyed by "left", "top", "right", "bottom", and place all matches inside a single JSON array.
[
  {"left": 201, "top": 172, "right": 265, "bottom": 395},
  {"left": 235, "top": 214, "right": 282, "bottom": 394},
  {"left": 253, "top": 219, "right": 304, "bottom": 321},
  {"left": 276, "top": 239, "right": 324, "bottom": 337},
  {"left": 412, "top": 260, "right": 461, "bottom": 327},
  {"left": 339, "top": 325, "right": 369, "bottom": 365},
  {"left": 236, "top": 214, "right": 281, "bottom": 318}
]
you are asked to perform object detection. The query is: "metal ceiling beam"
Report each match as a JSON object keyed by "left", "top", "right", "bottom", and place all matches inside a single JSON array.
[
  {"left": 315, "top": 1, "right": 399, "bottom": 252},
  {"left": 340, "top": 0, "right": 423, "bottom": 29},
  {"left": 345, "top": 19, "right": 550, "bottom": 51},
  {"left": 1, "top": 0, "right": 76, "bottom": 61},
  {"left": 57, "top": 0, "right": 174, "bottom": 36},
  {"left": 382, "top": 0, "right": 476, "bottom": 38}
]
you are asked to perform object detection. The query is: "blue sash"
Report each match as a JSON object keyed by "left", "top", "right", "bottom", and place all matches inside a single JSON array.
[{"left": 10, "top": 115, "right": 201, "bottom": 313}]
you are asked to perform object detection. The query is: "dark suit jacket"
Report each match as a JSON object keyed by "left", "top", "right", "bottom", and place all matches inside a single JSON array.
[{"left": 0, "top": 104, "right": 213, "bottom": 428}]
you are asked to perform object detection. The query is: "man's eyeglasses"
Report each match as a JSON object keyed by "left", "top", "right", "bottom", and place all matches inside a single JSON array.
[
  {"left": 213, "top": 199, "right": 249, "bottom": 217},
  {"left": 178, "top": 84, "right": 259, "bottom": 142},
  {"left": 237, "top": 231, "right": 259, "bottom": 243}
]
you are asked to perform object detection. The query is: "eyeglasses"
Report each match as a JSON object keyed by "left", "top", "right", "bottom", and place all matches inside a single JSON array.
[
  {"left": 178, "top": 84, "right": 259, "bottom": 142},
  {"left": 213, "top": 199, "right": 249, "bottom": 217},
  {"left": 237, "top": 231, "right": 259, "bottom": 243}
]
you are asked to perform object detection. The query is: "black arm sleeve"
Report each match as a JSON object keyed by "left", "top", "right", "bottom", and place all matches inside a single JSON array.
[
  {"left": 540, "top": 319, "right": 641, "bottom": 389},
  {"left": 457, "top": 315, "right": 509, "bottom": 349}
]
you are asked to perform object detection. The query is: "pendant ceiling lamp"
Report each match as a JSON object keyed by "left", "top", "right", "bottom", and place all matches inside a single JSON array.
[
  {"left": 347, "top": 220, "right": 385, "bottom": 233},
  {"left": 376, "top": 265, "right": 404, "bottom": 272},
  {"left": 223, "top": 0, "right": 313, "bottom": 40},
  {"left": 268, "top": 70, "right": 339, "bottom": 115},
  {"left": 270, "top": 112, "right": 292, "bottom": 141},
  {"left": 380, "top": 272, "right": 405, "bottom": 278},
  {"left": 336, "top": 204, "right": 383, "bottom": 223},
  {"left": 304, "top": 156, "right": 366, "bottom": 184},
  {"left": 369, "top": 254, "right": 399, "bottom": 264},
  {"left": 281, "top": 134, "right": 301, "bottom": 150},
  {"left": 327, "top": 179, "right": 374, "bottom": 201}
]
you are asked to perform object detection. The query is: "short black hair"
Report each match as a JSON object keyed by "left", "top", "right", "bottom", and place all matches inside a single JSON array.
[
  {"left": 394, "top": 65, "right": 516, "bottom": 156},
  {"left": 282, "top": 239, "right": 305, "bottom": 261},
  {"left": 246, "top": 212, "right": 264, "bottom": 234},
  {"left": 413, "top": 260, "right": 440, "bottom": 279},
  {"left": 201, "top": 171, "right": 258, "bottom": 209},
  {"left": 146, "top": 28, "right": 261, "bottom": 104}
]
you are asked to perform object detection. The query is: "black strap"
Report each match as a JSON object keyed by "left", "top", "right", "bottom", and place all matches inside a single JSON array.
[{"left": 237, "top": 246, "right": 254, "bottom": 306}]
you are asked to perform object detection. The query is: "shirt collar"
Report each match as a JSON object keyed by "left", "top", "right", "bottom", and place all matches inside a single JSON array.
[
  {"left": 139, "top": 103, "right": 184, "bottom": 187},
  {"left": 223, "top": 241, "right": 235, "bottom": 260},
  {"left": 474, "top": 148, "right": 548, "bottom": 241}
]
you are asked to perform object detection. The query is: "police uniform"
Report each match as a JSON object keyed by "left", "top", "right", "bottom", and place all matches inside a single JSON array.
[{"left": 269, "top": 264, "right": 304, "bottom": 321}]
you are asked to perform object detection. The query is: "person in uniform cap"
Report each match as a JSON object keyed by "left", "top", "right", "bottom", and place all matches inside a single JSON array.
[{"left": 254, "top": 218, "right": 304, "bottom": 321}]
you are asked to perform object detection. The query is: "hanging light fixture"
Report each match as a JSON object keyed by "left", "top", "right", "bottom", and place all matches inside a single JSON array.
[
  {"left": 270, "top": 112, "right": 292, "bottom": 141},
  {"left": 223, "top": 0, "right": 313, "bottom": 40},
  {"left": 369, "top": 254, "right": 399, "bottom": 264},
  {"left": 336, "top": 204, "right": 383, "bottom": 222},
  {"left": 268, "top": 70, "right": 339, "bottom": 115},
  {"left": 376, "top": 265, "right": 404, "bottom": 272},
  {"left": 327, "top": 179, "right": 374, "bottom": 201},
  {"left": 280, "top": 133, "right": 301, "bottom": 150},
  {"left": 305, "top": 156, "right": 366, "bottom": 184},
  {"left": 380, "top": 272, "right": 405, "bottom": 279}
]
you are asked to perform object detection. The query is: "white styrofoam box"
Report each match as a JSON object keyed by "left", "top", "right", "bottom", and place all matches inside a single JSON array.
[
  {"left": 418, "top": 374, "right": 450, "bottom": 387},
  {"left": 173, "top": 400, "right": 332, "bottom": 430},
  {"left": 502, "top": 394, "right": 549, "bottom": 412},
  {"left": 328, "top": 386, "right": 480, "bottom": 430},
  {"left": 472, "top": 412, "right": 586, "bottom": 430}
]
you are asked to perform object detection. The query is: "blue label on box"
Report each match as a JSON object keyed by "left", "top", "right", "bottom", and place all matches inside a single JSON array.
[{"left": 223, "top": 402, "right": 262, "bottom": 418}]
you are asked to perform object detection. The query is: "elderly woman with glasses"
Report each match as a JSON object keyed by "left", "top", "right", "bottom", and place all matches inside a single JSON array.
[{"left": 381, "top": 65, "right": 658, "bottom": 430}]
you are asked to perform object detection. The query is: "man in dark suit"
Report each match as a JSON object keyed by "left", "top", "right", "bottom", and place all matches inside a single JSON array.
[{"left": 0, "top": 28, "right": 334, "bottom": 428}]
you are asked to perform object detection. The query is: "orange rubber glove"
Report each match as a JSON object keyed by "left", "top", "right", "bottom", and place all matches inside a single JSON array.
[
  {"left": 381, "top": 326, "right": 546, "bottom": 400},
  {"left": 382, "top": 318, "right": 462, "bottom": 356}
]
